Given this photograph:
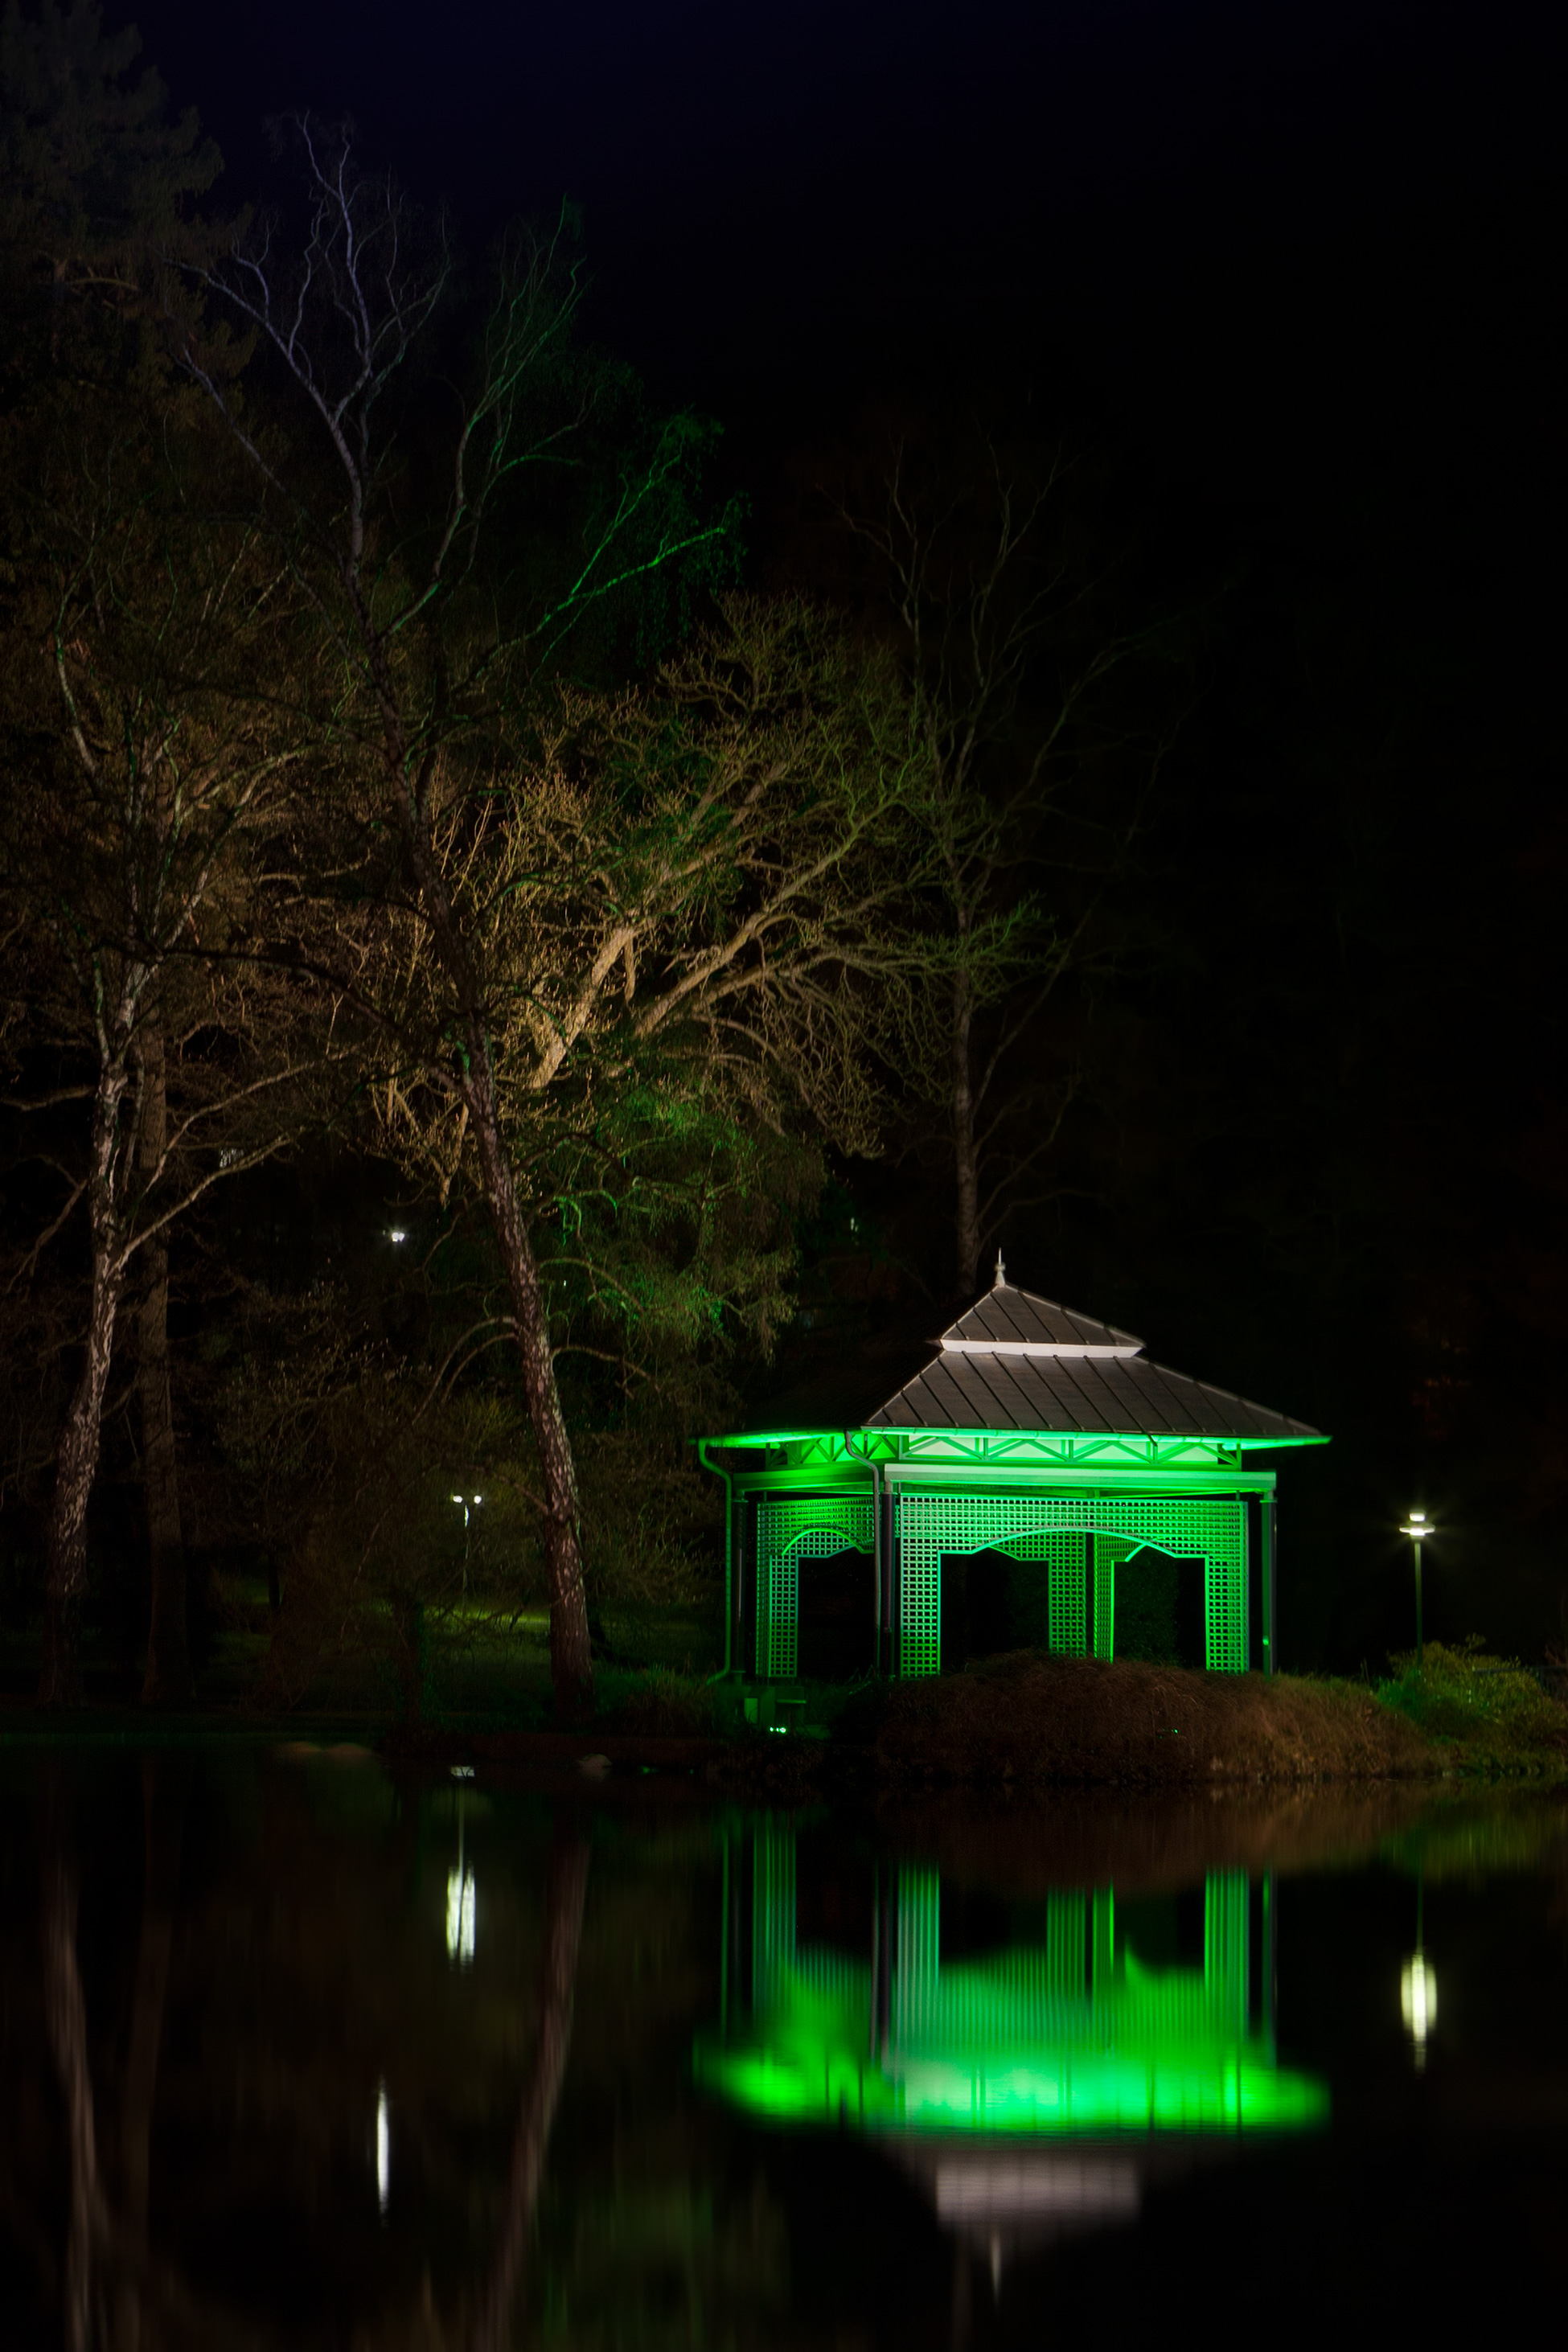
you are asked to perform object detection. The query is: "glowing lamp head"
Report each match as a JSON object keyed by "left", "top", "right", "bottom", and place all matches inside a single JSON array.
[{"left": 388, "top": 1228, "right": 407, "bottom": 1243}]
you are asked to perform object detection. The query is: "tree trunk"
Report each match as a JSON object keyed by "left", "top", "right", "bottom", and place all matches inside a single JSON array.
[
  {"left": 471, "top": 1820, "right": 591, "bottom": 2352},
  {"left": 387, "top": 741, "right": 596, "bottom": 1714},
  {"left": 951, "top": 963, "right": 982, "bottom": 1299},
  {"left": 468, "top": 1073, "right": 595, "bottom": 1714},
  {"left": 135, "top": 1027, "right": 191, "bottom": 1706},
  {"left": 39, "top": 1077, "right": 128, "bottom": 1708}
]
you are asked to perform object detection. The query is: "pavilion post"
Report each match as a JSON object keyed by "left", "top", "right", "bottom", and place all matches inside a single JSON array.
[
  {"left": 885, "top": 1487, "right": 901, "bottom": 1675},
  {"left": 871, "top": 1461, "right": 883, "bottom": 1670},
  {"left": 1083, "top": 1531, "right": 1094, "bottom": 1656},
  {"left": 1260, "top": 1490, "right": 1277, "bottom": 1677},
  {"left": 733, "top": 1494, "right": 750, "bottom": 1677}
]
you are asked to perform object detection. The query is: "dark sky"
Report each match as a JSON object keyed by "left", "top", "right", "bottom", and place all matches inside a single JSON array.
[
  {"left": 123, "top": 1, "right": 1557, "bottom": 403},
  {"left": 107, "top": 0, "right": 1566, "bottom": 1662}
]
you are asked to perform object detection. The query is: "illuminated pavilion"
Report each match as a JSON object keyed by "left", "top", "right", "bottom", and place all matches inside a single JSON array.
[{"left": 698, "top": 1260, "right": 1325, "bottom": 1685}]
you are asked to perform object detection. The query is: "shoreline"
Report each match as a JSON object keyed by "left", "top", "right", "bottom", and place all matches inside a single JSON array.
[{"left": 4, "top": 1648, "right": 1563, "bottom": 1788}]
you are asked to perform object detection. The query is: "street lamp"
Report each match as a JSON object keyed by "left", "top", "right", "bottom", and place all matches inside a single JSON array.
[
  {"left": 1398, "top": 1509, "right": 1434, "bottom": 1672},
  {"left": 450, "top": 1492, "right": 482, "bottom": 1595}
]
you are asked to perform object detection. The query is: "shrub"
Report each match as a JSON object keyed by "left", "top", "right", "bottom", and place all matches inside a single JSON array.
[
  {"left": 602, "top": 1664, "right": 716, "bottom": 1739},
  {"left": 1377, "top": 1636, "right": 1568, "bottom": 1774}
]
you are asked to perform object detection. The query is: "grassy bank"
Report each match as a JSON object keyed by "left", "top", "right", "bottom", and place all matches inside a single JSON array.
[
  {"left": 8, "top": 1634, "right": 1564, "bottom": 1791},
  {"left": 844, "top": 1652, "right": 1441, "bottom": 1786},
  {"left": 384, "top": 1646, "right": 1559, "bottom": 1792}
]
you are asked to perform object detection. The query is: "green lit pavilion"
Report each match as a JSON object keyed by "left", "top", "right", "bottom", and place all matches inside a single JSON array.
[{"left": 698, "top": 1259, "right": 1326, "bottom": 1683}]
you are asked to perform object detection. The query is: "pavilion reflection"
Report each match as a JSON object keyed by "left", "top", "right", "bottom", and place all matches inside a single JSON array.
[{"left": 696, "top": 1822, "right": 1327, "bottom": 2270}]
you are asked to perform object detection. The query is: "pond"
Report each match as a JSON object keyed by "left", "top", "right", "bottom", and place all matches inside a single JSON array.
[{"left": 2, "top": 1747, "right": 1565, "bottom": 2346}]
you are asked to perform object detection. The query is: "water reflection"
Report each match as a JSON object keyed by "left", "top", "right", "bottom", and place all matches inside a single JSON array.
[
  {"left": 696, "top": 1822, "right": 1327, "bottom": 2274},
  {"left": 2, "top": 1757, "right": 1566, "bottom": 2348},
  {"left": 447, "top": 1790, "right": 478, "bottom": 1965}
]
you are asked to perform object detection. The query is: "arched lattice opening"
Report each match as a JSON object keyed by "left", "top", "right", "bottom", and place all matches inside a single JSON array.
[
  {"left": 751, "top": 1490, "right": 1248, "bottom": 1681},
  {"left": 896, "top": 1492, "right": 1247, "bottom": 1677}
]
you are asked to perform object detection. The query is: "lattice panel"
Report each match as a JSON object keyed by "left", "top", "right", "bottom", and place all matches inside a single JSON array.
[
  {"left": 755, "top": 1496, "right": 874, "bottom": 1681},
  {"left": 1093, "top": 1537, "right": 1115, "bottom": 1660},
  {"left": 895, "top": 1491, "right": 1248, "bottom": 1677},
  {"left": 1049, "top": 1534, "right": 1087, "bottom": 1657}
]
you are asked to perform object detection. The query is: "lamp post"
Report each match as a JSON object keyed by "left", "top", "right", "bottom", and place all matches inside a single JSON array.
[
  {"left": 1398, "top": 1509, "right": 1433, "bottom": 1672},
  {"left": 449, "top": 1492, "right": 482, "bottom": 1596}
]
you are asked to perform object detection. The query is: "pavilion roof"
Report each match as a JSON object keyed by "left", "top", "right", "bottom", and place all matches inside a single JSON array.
[{"left": 861, "top": 1274, "right": 1320, "bottom": 1444}]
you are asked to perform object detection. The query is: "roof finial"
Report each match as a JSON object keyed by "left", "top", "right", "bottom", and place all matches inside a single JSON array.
[{"left": 994, "top": 1249, "right": 1006, "bottom": 1290}]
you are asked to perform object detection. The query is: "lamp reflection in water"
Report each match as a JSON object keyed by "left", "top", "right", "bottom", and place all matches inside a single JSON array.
[
  {"left": 1401, "top": 1863, "right": 1436, "bottom": 2070},
  {"left": 376, "top": 2079, "right": 391, "bottom": 2216},
  {"left": 696, "top": 1825, "right": 1327, "bottom": 2292},
  {"left": 446, "top": 1787, "right": 477, "bottom": 1966}
]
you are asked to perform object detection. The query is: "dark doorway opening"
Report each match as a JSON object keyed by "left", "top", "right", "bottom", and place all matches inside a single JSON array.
[
  {"left": 1174, "top": 1556, "right": 1207, "bottom": 1670},
  {"left": 938, "top": 1549, "right": 1053, "bottom": 1669},
  {"left": 1111, "top": 1548, "right": 1206, "bottom": 1668},
  {"left": 1116, "top": 1548, "right": 1179, "bottom": 1664},
  {"left": 795, "top": 1546, "right": 875, "bottom": 1681}
]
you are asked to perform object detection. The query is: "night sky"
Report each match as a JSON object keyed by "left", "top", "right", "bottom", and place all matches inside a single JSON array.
[{"left": 35, "top": 2, "right": 1568, "bottom": 1663}]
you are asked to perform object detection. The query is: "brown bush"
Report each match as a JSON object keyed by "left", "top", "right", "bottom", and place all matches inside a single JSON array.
[{"left": 864, "top": 1650, "right": 1440, "bottom": 1786}]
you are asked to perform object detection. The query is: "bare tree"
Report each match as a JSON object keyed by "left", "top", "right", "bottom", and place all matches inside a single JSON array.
[
  {"left": 838, "top": 423, "right": 1181, "bottom": 1296},
  {"left": 176, "top": 123, "right": 906, "bottom": 1710},
  {"left": 0, "top": 407, "right": 332, "bottom": 1704}
]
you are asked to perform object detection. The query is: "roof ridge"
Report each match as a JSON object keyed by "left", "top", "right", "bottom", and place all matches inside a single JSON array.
[{"left": 942, "top": 1277, "right": 1144, "bottom": 1353}]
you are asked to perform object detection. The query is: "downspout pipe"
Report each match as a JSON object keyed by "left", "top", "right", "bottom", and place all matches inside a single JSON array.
[
  {"left": 696, "top": 1439, "right": 734, "bottom": 1681},
  {"left": 843, "top": 1430, "right": 881, "bottom": 1664}
]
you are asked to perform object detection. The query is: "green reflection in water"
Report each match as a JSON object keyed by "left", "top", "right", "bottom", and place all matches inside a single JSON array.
[{"left": 696, "top": 1827, "right": 1327, "bottom": 2137}]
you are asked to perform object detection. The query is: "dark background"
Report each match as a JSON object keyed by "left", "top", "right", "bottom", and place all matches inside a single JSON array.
[{"left": 76, "top": 2, "right": 1568, "bottom": 1666}]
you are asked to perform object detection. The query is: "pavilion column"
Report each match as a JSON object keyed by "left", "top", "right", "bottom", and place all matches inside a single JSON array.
[
  {"left": 734, "top": 1494, "right": 756, "bottom": 1677},
  {"left": 1261, "top": 1491, "right": 1277, "bottom": 1677},
  {"left": 884, "top": 1485, "right": 901, "bottom": 1675}
]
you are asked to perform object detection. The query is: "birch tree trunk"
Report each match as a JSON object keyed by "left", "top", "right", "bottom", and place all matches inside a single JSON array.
[
  {"left": 466, "top": 1036, "right": 594, "bottom": 1711},
  {"left": 391, "top": 730, "right": 595, "bottom": 1711},
  {"left": 39, "top": 1069, "right": 129, "bottom": 1708},
  {"left": 134, "top": 1025, "right": 191, "bottom": 1706}
]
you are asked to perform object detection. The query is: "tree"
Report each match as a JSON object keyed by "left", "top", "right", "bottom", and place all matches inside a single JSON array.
[
  {"left": 174, "top": 122, "right": 922, "bottom": 1709},
  {"left": 832, "top": 417, "right": 1184, "bottom": 1297},
  {"left": 0, "top": 0, "right": 220, "bottom": 376},
  {"left": 0, "top": 400, "right": 330, "bottom": 1703}
]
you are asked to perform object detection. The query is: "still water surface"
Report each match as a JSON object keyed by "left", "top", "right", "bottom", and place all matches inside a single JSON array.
[{"left": 2, "top": 1748, "right": 1565, "bottom": 2346}]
